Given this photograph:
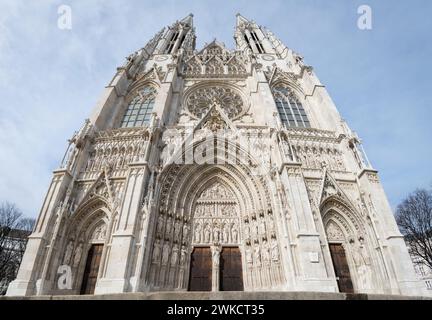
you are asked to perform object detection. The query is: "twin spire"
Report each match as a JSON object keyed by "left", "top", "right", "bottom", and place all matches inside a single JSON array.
[{"left": 150, "top": 13, "right": 278, "bottom": 55}]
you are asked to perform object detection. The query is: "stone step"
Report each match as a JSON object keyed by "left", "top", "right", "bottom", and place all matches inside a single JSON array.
[{"left": 1, "top": 291, "right": 431, "bottom": 300}]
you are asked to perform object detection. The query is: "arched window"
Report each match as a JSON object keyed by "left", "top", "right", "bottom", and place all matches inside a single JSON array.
[
  {"left": 121, "top": 86, "right": 157, "bottom": 128},
  {"left": 272, "top": 86, "right": 310, "bottom": 128}
]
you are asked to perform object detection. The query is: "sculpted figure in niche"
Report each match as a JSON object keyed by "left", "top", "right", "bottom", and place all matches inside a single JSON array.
[
  {"left": 204, "top": 224, "right": 211, "bottom": 243},
  {"left": 262, "top": 240, "right": 271, "bottom": 263},
  {"left": 351, "top": 240, "right": 372, "bottom": 290},
  {"left": 245, "top": 245, "right": 253, "bottom": 265},
  {"left": 174, "top": 220, "right": 181, "bottom": 242},
  {"left": 63, "top": 241, "right": 74, "bottom": 265},
  {"left": 222, "top": 224, "right": 230, "bottom": 243},
  {"left": 259, "top": 219, "right": 267, "bottom": 236},
  {"left": 157, "top": 215, "right": 164, "bottom": 236},
  {"left": 244, "top": 223, "right": 250, "bottom": 239},
  {"left": 195, "top": 206, "right": 202, "bottom": 217},
  {"left": 171, "top": 244, "right": 179, "bottom": 266},
  {"left": 182, "top": 223, "right": 190, "bottom": 243},
  {"left": 231, "top": 225, "right": 239, "bottom": 243},
  {"left": 73, "top": 243, "right": 83, "bottom": 268},
  {"left": 162, "top": 241, "right": 171, "bottom": 265},
  {"left": 152, "top": 239, "right": 161, "bottom": 263},
  {"left": 212, "top": 247, "right": 221, "bottom": 268},
  {"left": 252, "top": 220, "right": 259, "bottom": 237},
  {"left": 213, "top": 226, "right": 220, "bottom": 243},
  {"left": 93, "top": 225, "right": 102, "bottom": 240},
  {"left": 268, "top": 217, "right": 275, "bottom": 233},
  {"left": 194, "top": 223, "right": 201, "bottom": 243},
  {"left": 254, "top": 243, "right": 261, "bottom": 267},
  {"left": 166, "top": 217, "right": 172, "bottom": 237},
  {"left": 180, "top": 245, "right": 187, "bottom": 266},
  {"left": 271, "top": 238, "right": 279, "bottom": 262}
]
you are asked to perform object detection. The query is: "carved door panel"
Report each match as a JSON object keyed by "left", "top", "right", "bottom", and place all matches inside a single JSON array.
[
  {"left": 220, "top": 247, "right": 244, "bottom": 291},
  {"left": 329, "top": 243, "right": 354, "bottom": 293},
  {"left": 188, "top": 247, "right": 212, "bottom": 291},
  {"left": 80, "top": 244, "right": 103, "bottom": 295}
]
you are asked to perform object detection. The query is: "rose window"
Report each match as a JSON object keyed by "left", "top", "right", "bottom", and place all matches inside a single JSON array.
[{"left": 186, "top": 86, "right": 244, "bottom": 119}]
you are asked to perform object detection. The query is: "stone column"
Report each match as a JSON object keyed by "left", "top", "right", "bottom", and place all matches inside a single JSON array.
[{"left": 211, "top": 245, "right": 221, "bottom": 292}]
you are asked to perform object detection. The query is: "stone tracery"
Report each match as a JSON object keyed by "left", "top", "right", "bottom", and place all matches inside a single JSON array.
[{"left": 186, "top": 86, "right": 245, "bottom": 120}]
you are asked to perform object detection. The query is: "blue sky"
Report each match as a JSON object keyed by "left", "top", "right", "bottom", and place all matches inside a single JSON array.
[{"left": 0, "top": 0, "right": 431, "bottom": 218}]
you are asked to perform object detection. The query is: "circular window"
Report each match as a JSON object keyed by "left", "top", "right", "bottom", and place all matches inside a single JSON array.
[{"left": 186, "top": 86, "right": 245, "bottom": 119}]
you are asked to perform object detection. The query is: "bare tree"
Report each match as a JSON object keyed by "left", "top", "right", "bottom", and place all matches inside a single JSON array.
[
  {"left": 0, "top": 202, "right": 35, "bottom": 295},
  {"left": 395, "top": 188, "right": 432, "bottom": 270}
]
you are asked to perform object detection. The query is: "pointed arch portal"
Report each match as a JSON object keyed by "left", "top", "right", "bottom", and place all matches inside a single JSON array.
[{"left": 147, "top": 137, "right": 286, "bottom": 291}]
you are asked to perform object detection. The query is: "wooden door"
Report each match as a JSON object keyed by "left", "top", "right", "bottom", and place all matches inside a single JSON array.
[
  {"left": 220, "top": 247, "right": 244, "bottom": 291},
  {"left": 80, "top": 244, "right": 103, "bottom": 295},
  {"left": 188, "top": 247, "right": 212, "bottom": 291},
  {"left": 329, "top": 243, "right": 354, "bottom": 293}
]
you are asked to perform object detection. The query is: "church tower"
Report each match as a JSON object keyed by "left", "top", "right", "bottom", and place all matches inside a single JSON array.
[{"left": 7, "top": 14, "right": 427, "bottom": 296}]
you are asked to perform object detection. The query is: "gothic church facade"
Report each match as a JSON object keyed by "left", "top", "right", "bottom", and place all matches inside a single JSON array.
[{"left": 7, "top": 14, "right": 427, "bottom": 296}]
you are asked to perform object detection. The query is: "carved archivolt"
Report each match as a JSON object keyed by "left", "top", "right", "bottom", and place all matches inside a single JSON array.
[
  {"left": 185, "top": 85, "right": 245, "bottom": 120},
  {"left": 57, "top": 197, "right": 111, "bottom": 290},
  {"left": 148, "top": 146, "right": 284, "bottom": 290},
  {"left": 321, "top": 197, "right": 365, "bottom": 238}
]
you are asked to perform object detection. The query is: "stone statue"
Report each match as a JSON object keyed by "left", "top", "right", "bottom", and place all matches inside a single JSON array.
[
  {"left": 63, "top": 241, "right": 74, "bottom": 265},
  {"left": 244, "top": 224, "right": 250, "bottom": 239},
  {"left": 268, "top": 217, "right": 275, "bottom": 233},
  {"left": 259, "top": 219, "right": 267, "bottom": 236},
  {"left": 166, "top": 217, "right": 172, "bottom": 236},
  {"left": 213, "top": 227, "right": 220, "bottom": 243},
  {"left": 231, "top": 225, "right": 239, "bottom": 243},
  {"left": 73, "top": 243, "right": 83, "bottom": 268},
  {"left": 252, "top": 220, "right": 259, "bottom": 236},
  {"left": 194, "top": 223, "right": 201, "bottom": 243},
  {"left": 212, "top": 247, "right": 221, "bottom": 268},
  {"left": 204, "top": 225, "right": 211, "bottom": 243},
  {"left": 262, "top": 240, "right": 271, "bottom": 262},
  {"left": 152, "top": 239, "right": 161, "bottom": 263},
  {"left": 222, "top": 224, "right": 230, "bottom": 243},
  {"left": 182, "top": 223, "right": 189, "bottom": 242},
  {"left": 245, "top": 245, "right": 253, "bottom": 265},
  {"left": 171, "top": 244, "right": 179, "bottom": 266},
  {"left": 162, "top": 241, "right": 170, "bottom": 265},
  {"left": 174, "top": 221, "right": 181, "bottom": 242},
  {"left": 180, "top": 245, "right": 187, "bottom": 266},
  {"left": 271, "top": 238, "right": 279, "bottom": 262},
  {"left": 254, "top": 244, "right": 261, "bottom": 267},
  {"left": 351, "top": 241, "right": 372, "bottom": 290},
  {"left": 157, "top": 215, "right": 164, "bottom": 236}
]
